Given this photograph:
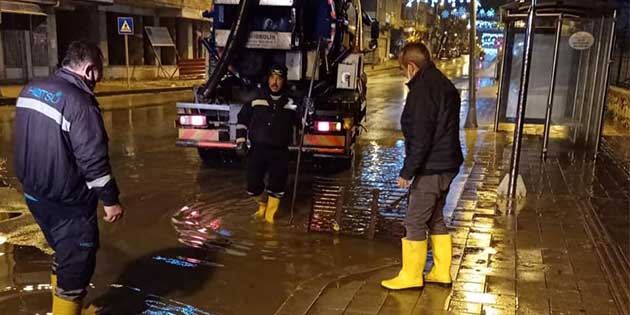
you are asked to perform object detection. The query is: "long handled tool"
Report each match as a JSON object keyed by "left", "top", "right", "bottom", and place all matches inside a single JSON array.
[
  {"left": 289, "top": 40, "right": 323, "bottom": 225},
  {"left": 383, "top": 191, "right": 409, "bottom": 212}
]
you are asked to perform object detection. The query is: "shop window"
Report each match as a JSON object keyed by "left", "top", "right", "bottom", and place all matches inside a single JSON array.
[
  {"left": 1, "top": 13, "right": 30, "bottom": 67},
  {"left": 31, "top": 15, "right": 49, "bottom": 67}
]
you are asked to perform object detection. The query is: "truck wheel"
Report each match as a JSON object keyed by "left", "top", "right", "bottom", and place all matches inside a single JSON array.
[
  {"left": 197, "top": 148, "right": 220, "bottom": 164},
  {"left": 314, "top": 156, "right": 353, "bottom": 173}
]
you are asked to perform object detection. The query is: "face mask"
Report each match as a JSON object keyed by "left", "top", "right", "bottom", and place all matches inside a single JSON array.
[{"left": 84, "top": 67, "right": 98, "bottom": 92}]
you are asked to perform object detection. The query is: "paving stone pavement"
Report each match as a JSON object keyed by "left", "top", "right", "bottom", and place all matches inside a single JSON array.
[{"left": 298, "top": 129, "right": 628, "bottom": 315}]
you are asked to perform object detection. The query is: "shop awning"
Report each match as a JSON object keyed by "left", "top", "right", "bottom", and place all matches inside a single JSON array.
[{"left": 0, "top": 1, "right": 47, "bottom": 16}]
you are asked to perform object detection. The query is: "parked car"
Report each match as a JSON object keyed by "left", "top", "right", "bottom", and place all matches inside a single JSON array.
[
  {"left": 449, "top": 46, "right": 461, "bottom": 58},
  {"left": 438, "top": 47, "right": 450, "bottom": 60}
]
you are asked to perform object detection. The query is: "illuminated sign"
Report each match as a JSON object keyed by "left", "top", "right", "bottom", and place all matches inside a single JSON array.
[{"left": 481, "top": 33, "right": 504, "bottom": 49}]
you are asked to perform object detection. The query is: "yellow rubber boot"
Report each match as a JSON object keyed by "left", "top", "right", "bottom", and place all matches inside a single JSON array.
[
  {"left": 52, "top": 295, "right": 82, "bottom": 315},
  {"left": 381, "top": 238, "right": 427, "bottom": 290},
  {"left": 51, "top": 273, "right": 57, "bottom": 301},
  {"left": 425, "top": 234, "right": 453, "bottom": 284},
  {"left": 254, "top": 195, "right": 267, "bottom": 219},
  {"left": 265, "top": 196, "right": 280, "bottom": 224}
]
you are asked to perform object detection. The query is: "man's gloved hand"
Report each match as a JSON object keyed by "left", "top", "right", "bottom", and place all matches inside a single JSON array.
[{"left": 236, "top": 140, "right": 249, "bottom": 158}]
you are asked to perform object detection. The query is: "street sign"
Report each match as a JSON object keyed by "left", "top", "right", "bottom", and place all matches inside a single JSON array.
[
  {"left": 117, "top": 17, "right": 134, "bottom": 87},
  {"left": 117, "top": 17, "right": 134, "bottom": 35}
]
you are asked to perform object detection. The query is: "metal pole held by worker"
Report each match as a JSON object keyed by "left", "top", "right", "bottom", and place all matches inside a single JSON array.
[{"left": 289, "top": 39, "right": 323, "bottom": 224}]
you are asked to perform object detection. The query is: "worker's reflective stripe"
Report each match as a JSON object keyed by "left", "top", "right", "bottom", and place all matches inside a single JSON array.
[
  {"left": 17, "top": 97, "right": 71, "bottom": 132},
  {"left": 24, "top": 193, "right": 39, "bottom": 202},
  {"left": 86, "top": 174, "right": 111, "bottom": 189},
  {"left": 284, "top": 101, "right": 297, "bottom": 111},
  {"left": 236, "top": 124, "right": 248, "bottom": 130},
  {"left": 252, "top": 99, "right": 269, "bottom": 107},
  {"left": 267, "top": 190, "right": 285, "bottom": 198}
]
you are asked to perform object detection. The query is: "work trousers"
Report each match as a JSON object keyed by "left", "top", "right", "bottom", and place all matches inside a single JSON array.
[
  {"left": 246, "top": 145, "right": 290, "bottom": 198},
  {"left": 404, "top": 172, "right": 457, "bottom": 241},
  {"left": 25, "top": 193, "right": 99, "bottom": 301}
]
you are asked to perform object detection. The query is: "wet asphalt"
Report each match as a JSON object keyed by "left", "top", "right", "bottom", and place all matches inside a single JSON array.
[{"left": 0, "top": 59, "right": 474, "bottom": 315}]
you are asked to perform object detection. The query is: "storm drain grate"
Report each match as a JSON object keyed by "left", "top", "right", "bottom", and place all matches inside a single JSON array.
[{"left": 308, "top": 176, "right": 408, "bottom": 239}]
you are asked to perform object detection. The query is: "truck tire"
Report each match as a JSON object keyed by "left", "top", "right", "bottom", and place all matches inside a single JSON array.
[
  {"left": 314, "top": 155, "right": 353, "bottom": 173},
  {"left": 198, "top": 148, "right": 220, "bottom": 164},
  {"left": 198, "top": 148, "right": 244, "bottom": 166}
]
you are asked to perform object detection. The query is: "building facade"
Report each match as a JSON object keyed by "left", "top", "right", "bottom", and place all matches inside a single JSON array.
[
  {"left": 361, "top": 0, "right": 403, "bottom": 64},
  {"left": 0, "top": 0, "right": 211, "bottom": 83}
]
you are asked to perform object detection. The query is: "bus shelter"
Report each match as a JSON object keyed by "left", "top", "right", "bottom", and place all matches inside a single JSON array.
[{"left": 493, "top": 0, "right": 618, "bottom": 198}]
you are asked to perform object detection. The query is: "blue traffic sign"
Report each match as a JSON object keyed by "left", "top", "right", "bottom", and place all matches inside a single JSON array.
[{"left": 117, "top": 17, "right": 134, "bottom": 35}]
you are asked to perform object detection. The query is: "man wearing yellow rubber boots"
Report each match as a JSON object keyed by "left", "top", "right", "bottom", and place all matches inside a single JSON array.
[
  {"left": 381, "top": 42, "right": 463, "bottom": 290},
  {"left": 14, "top": 41, "right": 124, "bottom": 313},
  {"left": 236, "top": 64, "right": 298, "bottom": 223}
]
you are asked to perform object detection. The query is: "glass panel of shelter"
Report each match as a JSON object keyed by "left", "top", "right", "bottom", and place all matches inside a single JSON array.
[{"left": 497, "top": 12, "right": 616, "bottom": 157}]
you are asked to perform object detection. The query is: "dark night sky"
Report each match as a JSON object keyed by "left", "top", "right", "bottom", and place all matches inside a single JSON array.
[{"left": 480, "top": 0, "right": 510, "bottom": 9}]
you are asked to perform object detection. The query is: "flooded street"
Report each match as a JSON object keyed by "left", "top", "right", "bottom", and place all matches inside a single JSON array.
[
  {"left": 0, "top": 56, "right": 627, "bottom": 315},
  {"left": 0, "top": 60, "right": 472, "bottom": 314}
]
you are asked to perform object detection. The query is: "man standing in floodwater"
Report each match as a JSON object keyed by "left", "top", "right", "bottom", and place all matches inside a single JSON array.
[
  {"left": 14, "top": 41, "right": 123, "bottom": 314},
  {"left": 236, "top": 64, "right": 299, "bottom": 224}
]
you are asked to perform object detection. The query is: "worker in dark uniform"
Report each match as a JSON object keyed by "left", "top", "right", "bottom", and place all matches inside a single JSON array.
[
  {"left": 236, "top": 64, "right": 298, "bottom": 224},
  {"left": 14, "top": 41, "right": 123, "bottom": 314}
]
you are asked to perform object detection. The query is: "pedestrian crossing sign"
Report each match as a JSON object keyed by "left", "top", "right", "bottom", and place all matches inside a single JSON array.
[{"left": 117, "top": 17, "right": 134, "bottom": 35}]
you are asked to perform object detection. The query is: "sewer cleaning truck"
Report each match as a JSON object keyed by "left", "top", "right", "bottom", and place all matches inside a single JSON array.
[{"left": 175, "top": 0, "right": 379, "bottom": 167}]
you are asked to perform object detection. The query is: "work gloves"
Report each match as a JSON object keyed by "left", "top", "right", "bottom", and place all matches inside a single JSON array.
[{"left": 236, "top": 141, "right": 249, "bottom": 158}]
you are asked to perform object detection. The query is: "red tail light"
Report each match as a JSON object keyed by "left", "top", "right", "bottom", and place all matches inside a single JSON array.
[{"left": 315, "top": 121, "right": 342, "bottom": 132}]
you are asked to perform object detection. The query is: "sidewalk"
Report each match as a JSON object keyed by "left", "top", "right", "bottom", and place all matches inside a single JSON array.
[
  {"left": 0, "top": 79, "right": 204, "bottom": 106},
  {"left": 277, "top": 128, "right": 629, "bottom": 315}
]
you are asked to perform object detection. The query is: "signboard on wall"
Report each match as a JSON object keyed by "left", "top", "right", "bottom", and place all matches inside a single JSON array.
[
  {"left": 215, "top": 30, "right": 292, "bottom": 49},
  {"left": 144, "top": 27, "right": 176, "bottom": 47}
]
